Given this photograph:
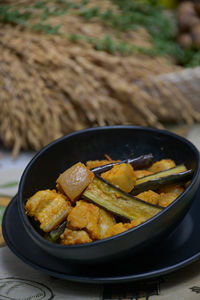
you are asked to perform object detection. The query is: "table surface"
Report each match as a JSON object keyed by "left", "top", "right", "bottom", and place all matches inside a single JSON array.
[{"left": 1, "top": 126, "right": 200, "bottom": 300}]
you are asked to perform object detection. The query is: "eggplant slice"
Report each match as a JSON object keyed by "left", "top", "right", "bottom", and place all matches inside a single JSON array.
[
  {"left": 91, "top": 153, "right": 154, "bottom": 174},
  {"left": 83, "top": 176, "right": 162, "bottom": 221},
  {"left": 131, "top": 165, "right": 193, "bottom": 195}
]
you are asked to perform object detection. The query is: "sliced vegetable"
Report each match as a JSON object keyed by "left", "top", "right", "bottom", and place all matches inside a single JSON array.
[
  {"left": 91, "top": 154, "right": 154, "bottom": 174},
  {"left": 48, "top": 221, "right": 67, "bottom": 242},
  {"left": 131, "top": 165, "right": 193, "bottom": 195},
  {"left": 83, "top": 177, "right": 162, "bottom": 221}
]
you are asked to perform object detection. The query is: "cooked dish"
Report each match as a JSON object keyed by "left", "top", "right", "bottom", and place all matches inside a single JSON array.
[{"left": 25, "top": 154, "right": 192, "bottom": 245}]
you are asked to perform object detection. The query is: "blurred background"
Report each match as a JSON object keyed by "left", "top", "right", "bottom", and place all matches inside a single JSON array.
[{"left": 0, "top": 0, "right": 200, "bottom": 158}]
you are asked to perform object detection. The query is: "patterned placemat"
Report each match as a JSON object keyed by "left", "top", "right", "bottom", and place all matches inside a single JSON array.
[
  {"left": 0, "top": 149, "right": 34, "bottom": 247},
  {"left": 0, "top": 196, "right": 11, "bottom": 247}
]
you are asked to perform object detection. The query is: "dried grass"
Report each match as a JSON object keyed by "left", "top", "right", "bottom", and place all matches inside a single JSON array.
[{"left": 0, "top": 6, "right": 199, "bottom": 156}]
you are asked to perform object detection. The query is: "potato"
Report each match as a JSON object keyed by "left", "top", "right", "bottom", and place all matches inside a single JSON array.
[
  {"left": 57, "top": 162, "right": 94, "bottom": 202},
  {"left": 178, "top": 1, "right": 196, "bottom": 16},
  {"left": 177, "top": 2, "right": 198, "bottom": 32},
  {"left": 177, "top": 33, "right": 193, "bottom": 48},
  {"left": 191, "top": 23, "right": 200, "bottom": 47}
]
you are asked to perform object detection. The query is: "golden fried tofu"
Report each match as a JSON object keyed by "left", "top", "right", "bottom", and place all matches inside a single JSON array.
[
  {"left": 56, "top": 162, "right": 94, "bottom": 203},
  {"left": 25, "top": 190, "right": 71, "bottom": 232},
  {"left": 158, "top": 184, "right": 184, "bottom": 207},
  {"left": 86, "top": 159, "right": 120, "bottom": 169},
  {"left": 67, "top": 200, "right": 100, "bottom": 240},
  {"left": 136, "top": 190, "right": 160, "bottom": 205},
  {"left": 158, "top": 193, "right": 178, "bottom": 207},
  {"left": 148, "top": 159, "right": 176, "bottom": 173},
  {"left": 134, "top": 170, "right": 153, "bottom": 179},
  {"left": 98, "top": 208, "right": 116, "bottom": 239},
  {"left": 60, "top": 229, "right": 92, "bottom": 245},
  {"left": 157, "top": 184, "right": 184, "bottom": 195},
  {"left": 101, "top": 163, "right": 136, "bottom": 193},
  {"left": 104, "top": 218, "right": 144, "bottom": 238}
]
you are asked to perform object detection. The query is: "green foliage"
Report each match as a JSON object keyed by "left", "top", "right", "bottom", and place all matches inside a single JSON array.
[
  {"left": 0, "top": 181, "right": 18, "bottom": 188},
  {"left": 0, "top": 5, "right": 32, "bottom": 25},
  {"left": 79, "top": 6, "right": 100, "bottom": 20},
  {"left": 32, "top": 23, "right": 61, "bottom": 34}
]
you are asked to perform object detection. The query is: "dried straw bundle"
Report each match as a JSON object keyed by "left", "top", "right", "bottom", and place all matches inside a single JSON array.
[
  {"left": 137, "top": 67, "right": 200, "bottom": 125},
  {"left": 0, "top": 23, "right": 199, "bottom": 157}
]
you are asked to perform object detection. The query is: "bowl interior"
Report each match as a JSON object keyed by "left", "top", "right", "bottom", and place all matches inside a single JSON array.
[{"left": 19, "top": 126, "right": 199, "bottom": 236}]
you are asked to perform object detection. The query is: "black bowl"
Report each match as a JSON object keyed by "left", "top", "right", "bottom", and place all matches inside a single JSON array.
[{"left": 18, "top": 126, "right": 200, "bottom": 264}]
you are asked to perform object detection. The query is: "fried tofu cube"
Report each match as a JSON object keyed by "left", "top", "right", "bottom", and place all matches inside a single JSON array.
[
  {"left": 147, "top": 159, "right": 176, "bottom": 173},
  {"left": 25, "top": 190, "right": 71, "bottom": 232},
  {"left": 60, "top": 229, "right": 92, "bottom": 245},
  {"left": 86, "top": 159, "right": 120, "bottom": 169},
  {"left": 56, "top": 162, "right": 94, "bottom": 202},
  {"left": 98, "top": 208, "right": 116, "bottom": 239},
  {"left": 157, "top": 184, "right": 184, "bottom": 195},
  {"left": 101, "top": 163, "right": 136, "bottom": 193},
  {"left": 134, "top": 170, "right": 153, "bottom": 179},
  {"left": 67, "top": 200, "right": 100, "bottom": 240},
  {"left": 136, "top": 190, "right": 160, "bottom": 205},
  {"left": 104, "top": 218, "right": 144, "bottom": 238},
  {"left": 158, "top": 193, "right": 178, "bottom": 207},
  {"left": 158, "top": 184, "right": 184, "bottom": 207}
]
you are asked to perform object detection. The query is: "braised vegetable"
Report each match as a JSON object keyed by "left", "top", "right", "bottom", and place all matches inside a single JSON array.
[
  {"left": 92, "top": 153, "right": 154, "bottom": 174},
  {"left": 45, "top": 221, "right": 67, "bottom": 242},
  {"left": 56, "top": 162, "right": 94, "bottom": 202},
  {"left": 131, "top": 165, "right": 193, "bottom": 195},
  {"left": 25, "top": 154, "right": 190, "bottom": 245},
  {"left": 83, "top": 176, "right": 162, "bottom": 221},
  {"left": 47, "top": 221, "right": 67, "bottom": 242}
]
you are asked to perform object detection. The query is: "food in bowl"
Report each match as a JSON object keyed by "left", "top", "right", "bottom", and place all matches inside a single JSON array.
[
  {"left": 18, "top": 126, "right": 200, "bottom": 263},
  {"left": 25, "top": 153, "right": 193, "bottom": 245}
]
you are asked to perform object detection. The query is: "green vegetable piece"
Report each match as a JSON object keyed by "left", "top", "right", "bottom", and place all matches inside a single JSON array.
[
  {"left": 47, "top": 220, "right": 67, "bottom": 242},
  {"left": 83, "top": 177, "right": 162, "bottom": 221},
  {"left": 132, "top": 165, "right": 193, "bottom": 195}
]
